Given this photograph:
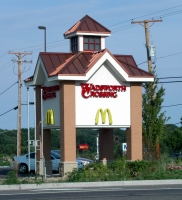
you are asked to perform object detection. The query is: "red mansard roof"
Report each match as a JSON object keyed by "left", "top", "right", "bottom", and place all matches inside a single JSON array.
[
  {"left": 24, "top": 49, "right": 153, "bottom": 83},
  {"left": 64, "top": 15, "right": 111, "bottom": 37}
]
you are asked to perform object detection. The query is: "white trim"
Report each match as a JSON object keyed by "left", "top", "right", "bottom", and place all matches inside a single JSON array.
[
  {"left": 78, "top": 36, "right": 83, "bottom": 51},
  {"left": 64, "top": 32, "right": 111, "bottom": 39},
  {"left": 101, "top": 37, "right": 105, "bottom": 49},
  {"left": 76, "top": 125, "right": 130, "bottom": 128}
]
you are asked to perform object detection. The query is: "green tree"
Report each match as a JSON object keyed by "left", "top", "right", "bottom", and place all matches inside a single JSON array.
[
  {"left": 162, "top": 125, "right": 182, "bottom": 153},
  {"left": 142, "top": 66, "right": 170, "bottom": 160}
]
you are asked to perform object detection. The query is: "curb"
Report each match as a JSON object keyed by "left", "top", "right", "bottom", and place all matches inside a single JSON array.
[{"left": 0, "top": 180, "right": 182, "bottom": 190}]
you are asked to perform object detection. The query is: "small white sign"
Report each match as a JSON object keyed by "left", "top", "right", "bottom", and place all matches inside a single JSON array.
[{"left": 122, "top": 143, "right": 127, "bottom": 151}]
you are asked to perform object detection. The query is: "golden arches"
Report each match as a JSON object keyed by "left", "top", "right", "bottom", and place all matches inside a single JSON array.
[
  {"left": 95, "top": 108, "right": 113, "bottom": 125},
  {"left": 46, "top": 109, "right": 55, "bottom": 125}
]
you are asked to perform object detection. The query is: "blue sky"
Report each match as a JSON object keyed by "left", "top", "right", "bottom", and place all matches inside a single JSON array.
[{"left": 0, "top": 0, "right": 182, "bottom": 130}]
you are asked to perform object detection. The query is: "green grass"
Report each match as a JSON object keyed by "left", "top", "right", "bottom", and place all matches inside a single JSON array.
[{"left": 2, "top": 156, "right": 182, "bottom": 185}]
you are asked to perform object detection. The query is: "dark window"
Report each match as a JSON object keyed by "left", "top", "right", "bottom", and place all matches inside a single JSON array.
[
  {"left": 83, "top": 36, "right": 101, "bottom": 51},
  {"left": 26, "top": 153, "right": 35, "bottom": 159},
  {"left": 71, "top": 37, "right": 78, "bottom": 52}
]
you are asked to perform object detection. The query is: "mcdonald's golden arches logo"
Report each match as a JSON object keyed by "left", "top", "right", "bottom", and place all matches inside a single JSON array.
[
  {"left": 46, "top": 109, "right": 55, "bottom": 125},
  {"left": 95, "top": 108, "right": 113, "bottom": 125}
]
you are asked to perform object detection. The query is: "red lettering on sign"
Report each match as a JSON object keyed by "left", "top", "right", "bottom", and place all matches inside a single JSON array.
[
  {"left": 41, "top": 85, "right": 59, "bottom": 100},
  {"left": 80, "top": 83, "right": 126, "bottom": 99}
]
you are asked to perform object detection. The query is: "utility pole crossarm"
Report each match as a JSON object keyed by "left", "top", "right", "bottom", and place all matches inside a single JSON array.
[
  {"left": 9, "top": 51, "right": 32, "bottom": 55},
  {"left": 131, "top": 19, "right": 162, "bottom": 24}
]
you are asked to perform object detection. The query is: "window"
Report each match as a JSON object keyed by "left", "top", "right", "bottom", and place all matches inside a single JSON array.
[
  {"left": 71, "top": 37, "right": 78, "bottom": 52},
  {"left": 26, "top": 153, "right": 35, "bottom": 159},
  {"left": 83, "top": 36, "right": 101, "bottom": 51}
]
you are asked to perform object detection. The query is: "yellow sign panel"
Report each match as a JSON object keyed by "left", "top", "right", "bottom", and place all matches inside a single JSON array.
[
  {"left": 95, "top": 108, "right": 113, "bottom": 125},
  {"left": 46, "top": 109, "right": 55, "bottom": 125}
]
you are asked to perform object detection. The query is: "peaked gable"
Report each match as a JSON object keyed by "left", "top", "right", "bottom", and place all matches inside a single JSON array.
[{"left": 64, "top": 15, "right": 111, "bottom": 37}]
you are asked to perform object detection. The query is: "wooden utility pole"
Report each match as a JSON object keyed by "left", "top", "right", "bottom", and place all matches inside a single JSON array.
[
  {"left": 131, "top": 19, "right": 162, "bottom": 160},
  {"left": 131, "top": 19, "right": 162, "bottom": 73},
  {"left": 9, "top": 51, "right": 32, "bottom": 156}
]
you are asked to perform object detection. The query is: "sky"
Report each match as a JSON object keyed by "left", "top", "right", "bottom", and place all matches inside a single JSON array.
[{"left": 0, "top": 0, "right": 182, "bottom": 130}]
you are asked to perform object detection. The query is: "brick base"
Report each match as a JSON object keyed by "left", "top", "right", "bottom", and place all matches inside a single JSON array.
[{"left": 59, "top": 162, "right": 78, "bottom": 177}]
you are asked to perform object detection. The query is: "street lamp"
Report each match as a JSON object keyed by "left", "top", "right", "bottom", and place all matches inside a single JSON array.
[{"left": 38, "top": 26, "right": 46, "bottom": 52}]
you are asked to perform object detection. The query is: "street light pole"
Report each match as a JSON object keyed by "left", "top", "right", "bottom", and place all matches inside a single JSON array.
[{"left": 38, "top": 26, "right": 46, "bottom": 52}]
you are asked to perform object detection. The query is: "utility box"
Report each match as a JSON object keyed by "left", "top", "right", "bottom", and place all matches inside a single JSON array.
[{"left": 148, "top": 45, "right": 155, "bottom": 57}]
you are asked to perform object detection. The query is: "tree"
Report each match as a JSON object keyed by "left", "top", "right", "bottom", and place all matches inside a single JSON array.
[
  {"left": 142, "top": 66, "right": 170, "bottom": 160},
  {"left": 163, "top": 127, "right": 182, "bottom": 153}
]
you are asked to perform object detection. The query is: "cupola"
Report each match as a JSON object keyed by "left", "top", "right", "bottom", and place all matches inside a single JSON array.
[{"left": 64, "top": 15, "right": 111, "bottom": 53}]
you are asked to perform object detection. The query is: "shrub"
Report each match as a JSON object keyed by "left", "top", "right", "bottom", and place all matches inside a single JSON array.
[{"left": 3, "top": 171, "right": 20, "bottom": 185}]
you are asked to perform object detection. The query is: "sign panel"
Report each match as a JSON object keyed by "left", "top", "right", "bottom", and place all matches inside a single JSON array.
[
  {"left": 122, "top": 143, "right": 127, "bottom": 151},
  {"left": 75, "top": 63, "right": 130, "bottom": 128},
  {"left": 78, "top": 144, "right": 89, "bottom": 150},
  {"left": 42, "top": 81, "right": 60, "bottom": 128}
]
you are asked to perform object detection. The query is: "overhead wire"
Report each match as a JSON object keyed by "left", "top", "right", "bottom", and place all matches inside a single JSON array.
[
  {"left": 137, "top": 51, "right": 182, "bottom": 66},
  {"left": 0, "top": 5, "right": 182, "bottom": 130},
  {"left": 0, "top": 81, "right": 18, "bottom": 95},
  {"left": 158, "top": 81, "right": 182, "bottom": 83},
  {"left": 0, "top": 4, "right": 181, "bottom": 56},
  {"left": 0, "top": 106, "right": 18, "bottom": 117},
  {"left": 158, "top": 76, "right": 182, "bottom": 79},
  {"left": 108, "top": 4, "right": 182, "bottom": 27},
  {"left": 11, "top": 40, "right": 68, "bottom": 52},
  {"left": 162, "top": 104, "right": 182, "bottom": 108},
  {"left": 0, "top": 52, "right": 8, "bottom": 59},
  {"left": 0, "top": 61, "right": 12, "bottom": 70}
]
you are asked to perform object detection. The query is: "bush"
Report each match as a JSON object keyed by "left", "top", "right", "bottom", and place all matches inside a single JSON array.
[{"left": 3, "top": 171, "right": 20, "bottom": 185}]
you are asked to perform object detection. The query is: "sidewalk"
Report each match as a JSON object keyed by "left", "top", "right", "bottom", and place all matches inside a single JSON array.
[{"left": 0, "top": 179, "right": 182, "bottom": 190}]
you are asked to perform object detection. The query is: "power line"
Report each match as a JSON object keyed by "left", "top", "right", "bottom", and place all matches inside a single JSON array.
[
  {"left": 108, "top": 4, "right": 182, "bottom": 27},
  {"left": 0, "top": 81, "right": 18, "bottom": 95},
  {"left": 162, "top": 104, "right": 182, "bottom": 108},
  {"left": 137, "top": 51, "right": 182, "bottom": 65},
  {"left": 0, "top": 106, "right": 18, "bottom": 117},
  {"left": 158, "top": 81, "right": 182, "bottom": 83},
  {"left": 112, "top": 9, "right": 182, "bottom": 34},
  {"left": 0, "top": 4, "right": 181, "bottom": 55},
  {"left": 0, "top": 62, "right": 13, "bottom": 72},
  {"left": 11, "top": 40, "right": 68, "bottom": 52},
  {"left": 0, "top": 61, "right": 12, "bottom": 70},
  {"left": 152, "top": 10, "right": 182, "bottom": 19},
  {"left": 158, "top": 76, "right": 182, "bottom": 80},
  {"left": 0, "top": 52, "right": 8, "bottom": 59},
  {"left": 30, "top": 42, "right": 69, "bottom": 52}
]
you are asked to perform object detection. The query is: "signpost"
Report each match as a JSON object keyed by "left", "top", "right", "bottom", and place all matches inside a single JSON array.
[{"left": 115, "top": 136, "right": 119, "bottom": 146}]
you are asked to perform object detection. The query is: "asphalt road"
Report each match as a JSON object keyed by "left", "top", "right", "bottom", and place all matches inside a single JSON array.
[{"left": 0, "top": 186, "right": 182, "bottom": 200}]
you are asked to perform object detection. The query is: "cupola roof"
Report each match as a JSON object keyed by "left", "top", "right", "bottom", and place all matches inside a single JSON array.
[{"left": 64, "top": 15, "right": 111, "bottom": 38}]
